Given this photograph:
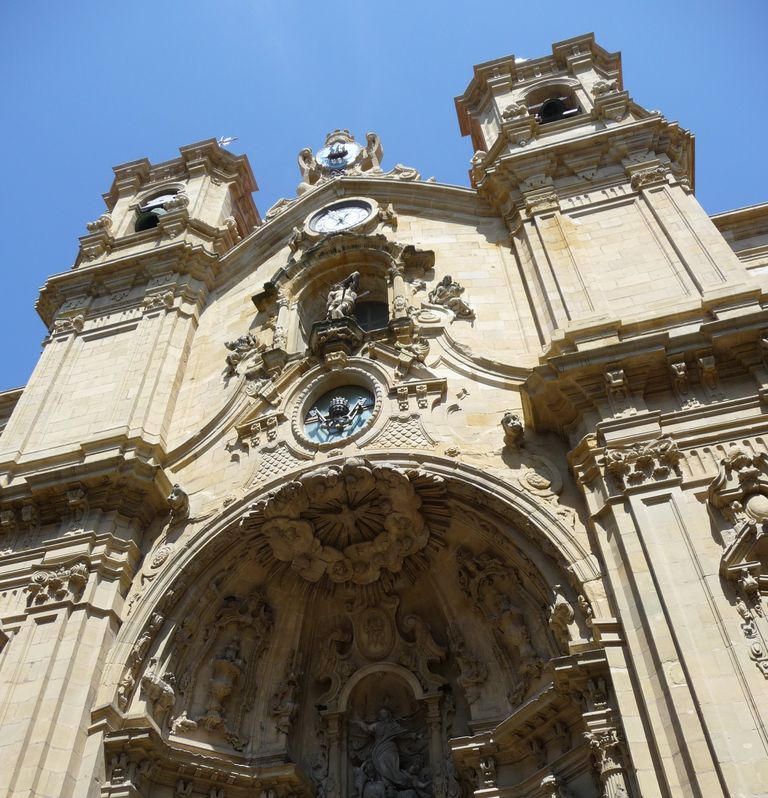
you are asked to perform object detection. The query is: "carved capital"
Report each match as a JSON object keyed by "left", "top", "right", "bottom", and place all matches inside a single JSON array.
[
  {"left": 630, "top": 165, "right": 669, "bottom": 190},
  {"left": 524, "top": 188, "right": 560, "bottom": 215},
  {"left": 600, "top": 436, "right": 682, "bottom": 491},
  {"left": 27, "top": 560, "right": 89, "bottom": 606}
]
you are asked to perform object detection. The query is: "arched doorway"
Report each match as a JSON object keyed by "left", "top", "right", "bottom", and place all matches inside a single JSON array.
[{"left": 98, "top": 455, "right": 634, "bottom": 798}]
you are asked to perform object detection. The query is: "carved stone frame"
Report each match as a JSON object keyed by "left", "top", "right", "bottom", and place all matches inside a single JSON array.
[
  {"left": 301, "top": 196, "right": 381, "bottom": 241},
  {"left": 290, "top": 366, "right": 385, "bottom": 451}
]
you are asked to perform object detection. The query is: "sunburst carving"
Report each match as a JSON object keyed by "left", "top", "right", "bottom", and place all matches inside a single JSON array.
[{"left": 245, "top": 457, "right": 447, "bottom": 588}]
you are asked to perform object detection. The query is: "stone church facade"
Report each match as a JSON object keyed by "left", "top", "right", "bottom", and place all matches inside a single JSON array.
[{"left": 1, "top": 33, "right": 767, "bottom": 798}]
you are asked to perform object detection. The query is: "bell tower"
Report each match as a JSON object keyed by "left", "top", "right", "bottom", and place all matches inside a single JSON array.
[{"left": 455, "top": 33, "right": 747, "bottom": 355}]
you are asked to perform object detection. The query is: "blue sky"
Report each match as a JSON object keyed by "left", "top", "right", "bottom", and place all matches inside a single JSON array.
[{"left": 1, "top": 0, "right": 765, "bottom": 390}]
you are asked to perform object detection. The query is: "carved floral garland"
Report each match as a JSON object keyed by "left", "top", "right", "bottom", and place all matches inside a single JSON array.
[{"left": 249, "top": 457, "right": 445, "bottom": 586}]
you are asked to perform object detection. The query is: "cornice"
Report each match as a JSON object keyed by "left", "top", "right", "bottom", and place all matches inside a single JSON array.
[
  {"left": 523, "top": 293, "right": 768, "bottom": 438},
  {"left": 104, "top": 138, "right": 258, "bottom": 208},
  {"left": 216, "top": 175, "right": 492, "bottom": 294},
  {"left": 35, "top": 241, "right": 219, "bottom": 327},
  {"left": 476, "top": 116, "right": 694, "bottom": 211},
  {"left": 0, "top": 434, "right": 175, "bottom": 525}
]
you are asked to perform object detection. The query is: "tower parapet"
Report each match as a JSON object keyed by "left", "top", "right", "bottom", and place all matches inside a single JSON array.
[{"left": 76, "top": 139, "right": 259, "bottom": 268}]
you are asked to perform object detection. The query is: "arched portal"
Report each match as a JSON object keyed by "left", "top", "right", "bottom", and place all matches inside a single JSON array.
[{"left": 97, "top": 455, "right": 634, "bottom": 798}]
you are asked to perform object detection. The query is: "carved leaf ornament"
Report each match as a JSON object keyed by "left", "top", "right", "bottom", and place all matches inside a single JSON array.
[{"left": 252, "top": 457, "right": 445, "bottom": 585}]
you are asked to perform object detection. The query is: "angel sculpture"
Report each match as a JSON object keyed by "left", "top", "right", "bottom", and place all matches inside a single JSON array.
[
  {"left": 297, "top": 147, "right": 320, "bottom": 195},
  {"left": 352, "top": 708, "right": 431, "bottom": 798},
  {"left": 365, "top": 132, "right": 383, "bottom": 172}
]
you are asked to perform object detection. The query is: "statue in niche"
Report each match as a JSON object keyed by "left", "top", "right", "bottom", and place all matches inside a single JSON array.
[
  {"left": 200, "top": 639, "right": 244, "bottom": 730},
  {"left": 487, "top": 587, "right": 538, "bottom": 679},
  {"left": 352, "top": 708, "right": 431, "bottom": 798},
  {"left": 326, "top": 271, "right": 361, "bottom": 320},
  {"left": 456, "top": 547, "right": 542, "bottom": 703}
]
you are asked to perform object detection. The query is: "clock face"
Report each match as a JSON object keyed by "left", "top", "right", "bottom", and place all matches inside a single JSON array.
[
  {"left": 309, "top": 200, "right": 373, "bottom": 233},
  {"left": 316, "top": 141, "right": 362, "bottom": 171},
  {"left": 303, "top": 386, "right": 375, "bottom": 444}
]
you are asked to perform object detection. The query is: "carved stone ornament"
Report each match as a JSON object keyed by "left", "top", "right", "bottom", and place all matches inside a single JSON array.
[
  {"left": 707, "top": 445, "right": 768, "bottom": 527},
  {"left": 604, "top": 367, "right": 636, "bottom": 418},
  {"left": 447, "top": 623, "right": 488, "bottom": 704},
  {"left": 142, "top": 290, "right": 174, "bottom": 313},
  {"left": 296, "top": 130, "right": 421, "bottom": 196},
  {"left": 455, "top": 547, "right": 545, "bottom": 707},
  {"left": 326, "top": 271, "right": 361, "bottom": 320},
  {"left": 291, "top": 369, "right": 384, "bottom": 451},
  {"left": 591, "top": 78, "right": 618, "bottom": 96},
  {"left": 629, "top": 165, "right": 669, "bottom": 191},
  {"left": 524, "top": 189, "right": 560, "bottom": 215},
  {"left": 601, "top": 436, "right": 682, "bottom": 490},
  {"left": 27, "top": 560, "right": 89, "bottom": 606},
  {"left": 269, "top": 650, "right": 303, "bottom": 735},
  {"left": 669, "top": 359, "right": 699, "bottom": 409},
  {"left": 426, "top": 275, "right": 475, "bottom": 320},
  {"left": 502, "top": 411, "right": 524, "bottom": 447},
  {"left": 584, "top": 727, "right": 631, "bottom": 797},
  {"left": 224, "top": 331, "right": 264, "bottom": 376},
  {"left": 502, "top": 101, "right": 529, "bottom": 120},
  {"left": 247, "top": 457, "right": 446, "bottom": 587},
  {"left": 140, "top": 656, "right": 176, "bottom": 718},
  {"left": 86, "top": 213, "right": 113, "bottom": 233},
  {"left": 549, "top": 584, "right": 575, "bottom": 649},
  {"left": 51, "top": 314, "right": 85, "bottom": 336},
  {"left": 167, "top": 483, "right": 189, "bottom": 523},
  {"left": 170, "top": 589, "right": 273, "bottom": 751}
]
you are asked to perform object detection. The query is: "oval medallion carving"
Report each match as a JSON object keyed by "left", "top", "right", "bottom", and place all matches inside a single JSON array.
[{"left": 355, "top": 606, "right": 395, "bottom": 660}]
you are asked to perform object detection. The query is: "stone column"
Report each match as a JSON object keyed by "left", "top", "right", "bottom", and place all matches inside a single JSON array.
[
  {"left": 571, "top": 430, "right": 745, "bottom": 797},
  {"left": 0, "top": 524, "right": 139, "bottom": 798}
]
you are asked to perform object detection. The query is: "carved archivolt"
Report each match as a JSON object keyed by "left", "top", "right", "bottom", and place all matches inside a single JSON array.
[{"left": 247, "top": 457, "right": 446, "bottom": 587}]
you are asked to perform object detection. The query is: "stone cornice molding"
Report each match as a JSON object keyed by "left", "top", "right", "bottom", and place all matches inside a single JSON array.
[
  {"left": 476, "top": 116, "right": 694, "bottom": 215},
  {"left": 100, "top": 725, "right": 312, "bottom": 796},
  {"left": 524, "top": 297, "right": 768, "bottom": 437},
  {"left": 0, "top": 437, "right": 176, "bottom": 525},
  {"left": 36, "top": 241, "right": 218, "bottom": 327},
  {"left": 104, "top": 138, "right": 258, "bottom": 208}
]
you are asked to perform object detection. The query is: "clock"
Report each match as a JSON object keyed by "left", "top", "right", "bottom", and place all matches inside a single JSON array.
[{"left": 308, "top": 200, "right": 374, "bottom": 234}]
